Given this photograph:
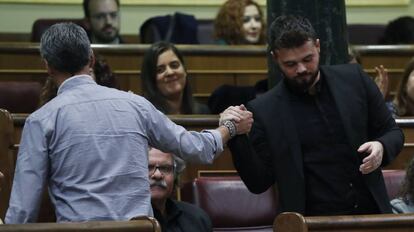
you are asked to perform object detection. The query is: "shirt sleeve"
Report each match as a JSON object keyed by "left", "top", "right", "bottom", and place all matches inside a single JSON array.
[
  {"left": 5, "top": 117, "right": 49, "bottom": 223},
  {"left": 140, "top": 98, "right": 223, "bottom": 164}
]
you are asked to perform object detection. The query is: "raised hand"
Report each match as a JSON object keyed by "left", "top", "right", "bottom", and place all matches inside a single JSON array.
[{"left": 374, "top": 65, "right": 389, "bottom": 98}]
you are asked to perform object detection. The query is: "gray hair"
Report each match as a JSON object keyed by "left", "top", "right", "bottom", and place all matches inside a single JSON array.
[
  {"left": 40, "top": 22, "right": 92, "bottom": 74},
  {"left": 172, "top": 155, "right": 186, "bottom": 175}
]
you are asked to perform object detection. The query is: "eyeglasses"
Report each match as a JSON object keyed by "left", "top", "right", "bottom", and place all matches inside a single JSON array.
[
  {"left": 91, "top": 11, "right": 119, "bottom": 21},
  {"left": 148, "top": 164, "right": 174, "bottom": 175}
]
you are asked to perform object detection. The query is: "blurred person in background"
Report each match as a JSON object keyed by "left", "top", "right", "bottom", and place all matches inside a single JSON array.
[
  {"left": 39, "top": 55, "right": 117, "bottom": 106},
  {"left": 391, "top": 158, "right": 414, "bottom": 213},
  {"left": 214, "top": 0, "right": 266, "bottom": 45},
  {"left": 83, "top": 0, "right": 122, "bottom": 44},
  {"left": 389, "top": 58, "right": 414, "bottom": 117}
]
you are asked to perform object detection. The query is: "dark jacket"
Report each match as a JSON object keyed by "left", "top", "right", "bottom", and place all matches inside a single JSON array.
[
  {"left": 153, "top": 199, "right": 212, "bottom": 232},
  {"left": 228, "top": 63, "right": 404, "bottom": 215}
]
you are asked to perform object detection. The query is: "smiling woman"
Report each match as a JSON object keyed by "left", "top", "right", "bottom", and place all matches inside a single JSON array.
[{"left": 140, "top": 41, "right": 210, "bottom": 114}]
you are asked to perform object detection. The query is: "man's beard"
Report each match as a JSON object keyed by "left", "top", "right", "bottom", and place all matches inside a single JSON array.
[
  {"left": 284, "top": 70, "right": 319, "bottom": 93},
  {"left": 95, "top": 27, "right": 119, "bottom": 43}
]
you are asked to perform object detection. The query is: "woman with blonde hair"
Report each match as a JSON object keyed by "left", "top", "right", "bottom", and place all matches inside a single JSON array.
[{"left": 214, "top": 0, "right": 266, "bottom": 45}]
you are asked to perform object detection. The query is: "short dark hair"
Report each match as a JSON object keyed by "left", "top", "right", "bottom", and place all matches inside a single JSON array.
[
  {"left": 141, "top": 41, "right": 195, "bottom": 114},
  {"left": 40, "top": 22, "right": 91, "bottom": 74},
  {"left": 83, "top": 0, "right": 120, "bottom": 18},
  {"left": 379, "top": 16, "right": 414, "bottom": 44},
  {"left": 268, "top": 15, "right": 317, "bottom": 52}
]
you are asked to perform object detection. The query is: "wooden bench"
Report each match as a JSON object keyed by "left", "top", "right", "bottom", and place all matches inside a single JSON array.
[
  {"left": 354, "top": 45, "right": 414, "bottom": 97},
  {"left": 1, "top": 44, "right": 413, "bottom": 104},
  {"left": 0, "top": 216, "right": 161, "bottom": 232},
  {"left": 0, "top": 43, "right": 267, "bottom": 103},
  {"left": 274, "top": 212, "right": 414, "bottom": 232},
  {"left": 391, "top": 118, "right": 414, "bottom": 170}
]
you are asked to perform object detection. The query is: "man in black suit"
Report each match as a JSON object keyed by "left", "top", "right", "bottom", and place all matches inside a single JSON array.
[{"left": 228, "top": 15, "right": 404, "bottom": 216}]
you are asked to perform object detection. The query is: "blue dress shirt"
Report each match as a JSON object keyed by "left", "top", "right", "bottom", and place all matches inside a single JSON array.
[{"left": 5, "top": 75, "right": 223, "bottom": 223}]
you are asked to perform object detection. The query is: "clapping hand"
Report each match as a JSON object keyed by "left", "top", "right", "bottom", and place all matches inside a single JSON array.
[{"left": 374, "top": 65, "right": 389, "bottom": 98}]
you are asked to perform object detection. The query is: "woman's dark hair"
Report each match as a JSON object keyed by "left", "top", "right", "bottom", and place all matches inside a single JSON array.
[
  {"left": 393, "top": 58, "right": 414, "bottom": 116},
  {"left": 141, "top": 41, "right": 194, "bottom": 114},
  {"left": 94, "top": 55, "right": 117, "bottom": 88},
  {"left": 399, "top": 158, "right": 414, "bottom": 204}
]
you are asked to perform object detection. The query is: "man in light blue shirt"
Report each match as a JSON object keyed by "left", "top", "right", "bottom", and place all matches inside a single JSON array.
[{"left": 5, "top": 23, "right": 253, "bottom": 223}]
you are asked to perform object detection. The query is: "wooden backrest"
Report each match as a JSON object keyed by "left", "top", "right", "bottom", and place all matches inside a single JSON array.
[
  {"left": 274, "top": 212, "right": 414, "bottom": 232},
  {"left": 1, "top": 43, "right": 414, "bottom": 101},
  {"left": 0, "top": 216, "right": 161, "bottom": 232},
  {"left": 0, "top": 109, "right": 15, "bottom": 221},
  {"left": 0, "top": 81, "right": 42, "bottom": 113},
  {"left": 0, "top": 43, "right": 267, "bottom": 99},
  {"left": 31, "top": 18, "right": 88, "bottom": 42}
]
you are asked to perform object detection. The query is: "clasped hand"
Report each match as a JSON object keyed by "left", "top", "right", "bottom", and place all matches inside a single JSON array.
[{"left": 219, "top": 104, "right": 253, "bottom": 135}]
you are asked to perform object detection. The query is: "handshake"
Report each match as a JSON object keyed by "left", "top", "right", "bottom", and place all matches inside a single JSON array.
[{"left": 219, "top": 104, "right": 253, "bottom": 139}]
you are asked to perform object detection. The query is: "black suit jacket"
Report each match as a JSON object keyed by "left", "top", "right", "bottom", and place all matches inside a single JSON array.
[{"left": 228, "top": 63, "right": 404, "bottom": 214}]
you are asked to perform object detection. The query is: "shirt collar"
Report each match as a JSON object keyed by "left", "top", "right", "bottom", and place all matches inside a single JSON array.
[{"left": 57, "top": 74, "right": 96, "bottom": 95}]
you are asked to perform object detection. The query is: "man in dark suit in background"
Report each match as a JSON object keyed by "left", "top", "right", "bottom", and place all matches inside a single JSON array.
[
  {"left": 83, "top": 0, "right": 122, "bottom": 44},
  {"left": 228, "top": 15, "right": 404, "bottom": 216}
]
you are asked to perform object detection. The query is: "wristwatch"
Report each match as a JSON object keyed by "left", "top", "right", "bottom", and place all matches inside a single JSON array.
[{"left": 221, "top": 120, "right": 237, "bottom": 138}]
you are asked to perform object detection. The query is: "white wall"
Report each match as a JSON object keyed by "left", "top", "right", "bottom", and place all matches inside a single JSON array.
[{"left": 0, "top": 2, "right": 413, "bottom": 35}]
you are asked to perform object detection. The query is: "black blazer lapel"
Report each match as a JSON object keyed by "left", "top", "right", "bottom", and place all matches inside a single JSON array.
[
  {"left": 275, "top": 82, "right": 305, "bottom": 179},
  {"left": 321, "top": 65, "right": 364, "bottom": 150}
]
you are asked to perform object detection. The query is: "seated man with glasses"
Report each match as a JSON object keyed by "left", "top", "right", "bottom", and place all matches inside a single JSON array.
[
  {"left": 83, "top": 0, "right": 122, "bottom": 44},
  {"left": 149, "top": 148, "right": 212, "bottom": 232}
]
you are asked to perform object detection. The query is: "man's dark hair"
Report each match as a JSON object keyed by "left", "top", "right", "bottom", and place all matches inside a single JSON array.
[
  {"left": 268, "top": 15, "right": 317, "bottom": 52},
  {"left": 40, "top": 22, "right": 92, "bottom": 74},
  {"left": 379, "top": 16, "right": 414, "bottom": 44},
  {"left": 83, "top": 0, "right": 120, "bottom": 18}
]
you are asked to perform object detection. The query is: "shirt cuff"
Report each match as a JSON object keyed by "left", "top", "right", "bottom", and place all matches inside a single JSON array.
[{"left": 202, "top": 129, "right": 224, "bottom": 159}]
